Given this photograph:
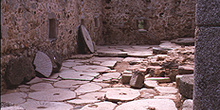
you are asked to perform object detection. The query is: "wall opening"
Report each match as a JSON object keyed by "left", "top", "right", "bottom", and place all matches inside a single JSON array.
[
  {"left": 137, "top": 19, "right": 147, "bottom": 32},
  {"left": 81, "top": 19, "right": 84, "bottom": 25},
  {"left": 94, "top": 17, "right": 99, "bottom": 28},
  {"left": 49, "top": 18, "right": 57, "bottom": 41}
]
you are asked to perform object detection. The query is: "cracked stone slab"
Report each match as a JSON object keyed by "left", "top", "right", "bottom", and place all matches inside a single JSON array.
[
  {"left": 127, "top": 51, "right": 153, "bottom": 58},
  {"left": 28, "top": 88, "right": 76, "bottom": 101},
  {"left": 80, "top": 101, "right": 117, "bottom": 110},
  {"left": 97, "top": 49, "right": 128, "bottom": 57},
  {"left": 20, "top": 100, "right": 73, "bottom": 110},
  {"left": 59, "top": 71, "right": 98, "bottom": 81},
  {"left": 30, "top": 83, "right": 54, "bottom": 91},
  {"left": 1, "top": 92, "right": 27, "bottom": 105},
  {"left": 155, "top": 87, "right": 178, "bottom": 94},
  {"left": 1, "top": 106, "right": 24, "bottom": 110},
  {"left": 93, "top": 72, "right": 121, "bottom": 82},
  {"left": 53, "top": 80, "right": 89, "bottom": 88},
  {"left": 90, "top": 57, "right": 124, "bottom": 62},
  {"left": 34, "top": 51, "right": 53, "bottom": 77},
  {"left": 105, "top": 88, "right": 140, "bottom": 102},
  {"left": 75, "top": 83, "right": 102, "bottom": 95},
  {"left": 159, "top": 41, "right": 181, "bottom": 49},
  {"left": 115, "top": 99, "right": 177, "bottom": 110},
  {"left": 144, "top": 80, "right": 159, "bottom": 88},
  {"left": 72, "top": 65, "right": 110, "bottom": 73},
  {"left": 122, "top": 57, "right": 144, "bottom": 62},
  {"left": 154, "top": 94, "right": 177, "bottom": 100}
]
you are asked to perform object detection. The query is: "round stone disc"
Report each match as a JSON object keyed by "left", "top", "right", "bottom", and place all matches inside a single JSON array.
[
  {"left": 20, "top": 100, "right": 73, "bottom": 110},
  {"left": 105, "top": 88, "right": 140, "bottom": 102},
  {"left": 75, "top": 83, "right": 102, "bottom": 95},
  {"left": 81, "top": 25, "right": 95, "bottom": 53},
  {"left": 28, "top": 88, "right": 76, "bottom": 101},
  {"left": 53, "top": 80, "right": 89, "bottom": 88},
  {"left": 34, "top": 51, "right": 53, "bottom": 77},
  {"left": 30, "top": 83, "right": 54, "bottom": 91}
]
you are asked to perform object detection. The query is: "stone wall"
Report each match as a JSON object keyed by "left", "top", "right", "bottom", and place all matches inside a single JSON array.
[
  {"left": 101, "top": 0, "right": 196, "bottom": 45},
  {"left": 1, "top": 0, "right": 103, "bottom": 92}
]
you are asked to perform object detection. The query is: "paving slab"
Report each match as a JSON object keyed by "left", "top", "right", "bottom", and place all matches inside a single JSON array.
[
  {"left": 154, "top": 94, "right": 177, "bottom": 100},
  {"left": 30, "top": 83, "right": 54, "bottom": 91},
  {"left": 72, "top": 65, "right": 110, "bottom": 73},
  {"left": 127, "top": 51, "right": 153, "bottom": 58},
  {"left": 53, "top": 80, "right": 88, "bottom": 88},
  {"left": 94, "top": 72, "right": 121, "bottom": 82},
  {"left": 123, "top": 57, "right": 143, "bottom": 62},
  {"left": 34, "top": 51, "right": 53, "bottom": 77},
  {"left": 59, "top": 70, "right": 98, "bottom": 81},
  {"left": 155, "top": 87, "right": 178, "bottom": 94},
  {"left": 28, "top": 88, "right": 76, "bottom": 101},
  {"left": 97, "top": 49, "right": 128, "bottom": 57},
  {"left": 62, "top": 61, "right": 83, "bottom": 68},
  {"left": 171, "top": 38, "right": 195, "bottom": 46},
  {"left": 105, "top": 88, "right": 140, "bottom": 102},
  {"left": 67, "top": 99, "right": 101, "bottom": 105},
  {"left": 1, "top": 106, "right": 24, "bottom": 110},
  {"left": 100, "top": 61, "right": 117, "bottom": 68},
  {"left": 20, "top": 100, "right": 73, "bottom": 110},
  {"left": 144, "top": 80, "right": 159, "bottom": 88},
  {"left": 145, "top": 77, "right": 171, "bottom": 83},
  {"left": 159, "top": 41, "right": 181, "bottom": 49},
  {"left": 1, "top": 92, "right": 27, "bottom": 105},
  {"left": 26, "top": 77, "right": 43, "bottom": 85},
  {"left": 80, "top": 101, "right": 117, "bottom": 110},
  {"left": 75, "top": 83, "right": 102, "bottom": 95},
  {"left": 115, "top": 99, "right": 177, "bottom": 110}
]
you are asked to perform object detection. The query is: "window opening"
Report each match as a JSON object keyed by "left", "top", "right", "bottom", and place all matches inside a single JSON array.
[
  {"left": 49, "top": 19, "right": 57, "bottom": 41},
  {"left": 94, "top": 17, "right": 98, "bottom": 28}
]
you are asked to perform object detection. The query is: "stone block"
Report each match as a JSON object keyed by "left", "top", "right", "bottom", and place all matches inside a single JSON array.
[
  {"left": 5, "top": 57, "right": 35, "bottom": 88},
  {"left": 196, "top": 0, "right": 220, "bottom": 26},
  {"left": 130, "top": 71, "right": 145, "bottom": 88},
  {"left": 179, "top": 74, "right": 193, "bottom": 99},
  {"left": 121, "top": 74, "right": 132, "bottom": 84},
  {"left": 194, "top": 27, "right": 220, "bottom": 109},
  {"left": 178, "top": 66, "right": 194, "bottom": 74},
  {"left": 182, "top": 99, "right": 193, "bottom": 110},
  {"left": 145, "top": 77, "right": 171, "bottom": 83}
]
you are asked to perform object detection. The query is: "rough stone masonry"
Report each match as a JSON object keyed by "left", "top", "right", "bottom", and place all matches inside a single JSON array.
[{"left": 194, "top": 0, "right": 220, "bottom": 109}]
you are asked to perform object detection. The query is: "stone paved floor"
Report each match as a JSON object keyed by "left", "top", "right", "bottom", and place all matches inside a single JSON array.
[{"left": 1, "top": 41, "right": 195, "bottom": 110}]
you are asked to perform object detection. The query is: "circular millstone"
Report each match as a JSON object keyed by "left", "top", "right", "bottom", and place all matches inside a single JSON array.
[
  {"left": 34, "top": 51, "right": 53, "bottom": 77},
  {"left": 20, "top": 100, "right": 73, "bottom": 110},
  {"left": 80, "top": 101, "right": 117, "bottom": 110},
  {"left": 72, "top": 65, "right": 110, "bottom": 73},
  {"left": 115, "top": 99, "right": 177, "bottom": 110},
  {"left": 28, "top": 88, "right": 76, "bottom": 101},
  {"left": 59, "top": 71, "right": 98, "bottom": 81},
  {"left": 30, "top": 83, "right": 54, "bottom": 91},
  {"left": 81, "top": 25, "right": 95, "bottom": 53},
  {"left": 53, "top": 80, "right": 89, "bottom": 88},
  {"left": 75, "top": 83, "right": 102, "bottom": 95},
  {"left": 1, "top": 92, "right": 27, "bottom": 105},
  {"left": 105, "top": 88, "right": 140, "bottom": 102}
]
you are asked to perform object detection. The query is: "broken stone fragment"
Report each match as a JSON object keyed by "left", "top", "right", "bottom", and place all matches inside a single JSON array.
[
  {"left": 33, "top": 51, "right": 53, "bottom": 77},
  {"left": 182, "top": 99, "right": 193, "bottom": 110},
  {"left": 5, "top": 56, "right": 35, "bottom": 88},
  {"left": 153, "top": 47, "right": 169, "bottom": 54},
  {"left": 121, "top": 73, "right": 132, "bottom": 84},
  {"left": 146, "top": 66, "right": 163, "bottom": 77},
  {"left": 171, "top": 37, "right": 195, "bottom": 46},
  {"left": 130, "top": 71, "right": 145, "bottom": 88},
  {"left": 179, "top": 74, "right": 193, "bottom": 99},
  {"left": 145, "top": 77, "right": 171, "bottom": 83},
  {"left": 144, "top": 80, "right": 159, "bottom": 88}
]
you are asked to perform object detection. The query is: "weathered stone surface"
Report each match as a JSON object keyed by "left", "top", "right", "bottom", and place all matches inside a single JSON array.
[
  {"left": 144, "top": 80, "right": 159, "bottom": 88},
  {"left": 81, "top": 25, "right": 95, "bottom": 53},
  {"left": 105, "top": 88, "right": 140, "bottom": 102},
  {"left": 179, "top": 74, "right": 193, "bottom": 99},
  {"left": 94, "top": 72, "right": 121, "bottom": 82},
  {"left": 72, "top": 65, "right": 110, "bottom": 73},
  {"left": 196, "top": 0, "right": 220, "bottom": 26},
  {"left": 182, "top": 99, "right": 193, "bottom": 110},
  {"left": 5, "top": 57, "right": 35, "bottom": 87},
  {"left": 30, "top": 83, "right": 54, "bottom": 91},
  {"left": 79, "top": 92, "right": 106, "bottom": 100},
  {"left": 1, "top": 106, "right": 24, "bottom": 110},
  {"left": 123, "top": 57, "right": 143, "bottom": 62},
  {"left": 115, "top": 99, "right": 177, "bottom": 110},
  {"left": 130, "top": 71, "right": 145, "bottom": 88},
  {"left": 176, "top": 75, "right": 184, "bottom": 88},
  {"left": 75, "top": 83, "right": 102, "bottom": 95},
  {"left": 97, "top": 49, "right": 128, "bottom": 57},
  {"left": 194, "top": 27, "right": 220, "bottom": 109},
  {"left": 1, "top": 92, "right": 27, "bottom": 105},
  {"left": 26, "top": 77, "right": 43, "bottom": 85},
  {"left": 159, "top": 41, "right": 181, "bottom": 49},
  {"left": 155, "top": 87, "right": 178, "bottom": 94},
  {"left": 127, "top": 51, "right": 153, "bottom": 58},
  {"left": 28, "top": 88, "right": 76, "bottom": 101},
  {"left": 171, "top": 38, "right": 195, "bottom": 46},
  {"left": 20, "top": 100, "right": 73, "bottom": 110},
  {"left": 34, "top": 51, "right": 53, "bottom": 77},
  {"left": 153, "top": 47, "right": 169, "bottom": 54},
  {"left": 146, "top": 66, "right": 163, "bottom": 77},
  {"left": 154, "top": 95, "right": 176, "bottom": 100},
  {"left": 62, "top": 61, "right": 83, "bottom": 68},
  {"left": 53, "top": 80, "right": 88, "bottom": 88},
  {"left": 178, "top": 66, "right": 194, "bottom": 74},
  {"left": 80, "top": 101, "right": 117, "bottom": 110},
  {"left": 67, "top": 99, "right": 100, "bottom": 105}
]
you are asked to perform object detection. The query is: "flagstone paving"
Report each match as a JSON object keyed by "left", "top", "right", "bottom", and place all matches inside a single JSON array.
[{"left": 1, "top": 43, "right": 195, "bottom": 110}]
